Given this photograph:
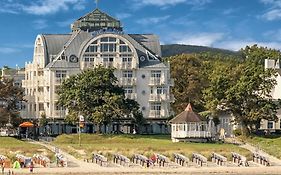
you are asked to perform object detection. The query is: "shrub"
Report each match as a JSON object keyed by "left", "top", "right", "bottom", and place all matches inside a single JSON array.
[{"left": 233, "top": 129, "right": 242, "bottom": 136}]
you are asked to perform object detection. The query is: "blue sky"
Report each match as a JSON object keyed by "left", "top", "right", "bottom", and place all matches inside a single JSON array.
[{"left": 1, "top": 0, "right": 281, "bottom": 68}]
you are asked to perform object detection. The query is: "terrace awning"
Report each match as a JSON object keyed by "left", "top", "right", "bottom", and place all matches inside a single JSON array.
[{"left": 19, "top": 122, "right": 34, "bottom": 128}]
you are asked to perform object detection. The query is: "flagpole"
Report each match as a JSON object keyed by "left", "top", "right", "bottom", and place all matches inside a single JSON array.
[{"left": 96, "top": 0, "right": 99, "bottom": 9}]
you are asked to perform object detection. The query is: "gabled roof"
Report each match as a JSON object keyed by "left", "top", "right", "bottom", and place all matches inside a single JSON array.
[
  {"left": 71, "top": 8, "right": 122, "bottom": 32},
  {"left": 170, "top": 103, "right": 206, "bottom": 124}
]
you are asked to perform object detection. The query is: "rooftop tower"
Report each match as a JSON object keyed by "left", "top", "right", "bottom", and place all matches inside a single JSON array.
[{"left": 71, "top": 9, "right": 123, "bottom": 32}]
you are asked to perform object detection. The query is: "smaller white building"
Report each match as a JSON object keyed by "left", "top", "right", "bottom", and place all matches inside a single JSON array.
[
  {"left": 170, "top": 104, "right": 213, "bottom": 142},
  {"left": 262, "top": 59, "right": 281, "bottom": 133}
]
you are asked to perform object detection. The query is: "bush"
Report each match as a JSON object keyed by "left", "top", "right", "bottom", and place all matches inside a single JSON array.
[{"left": 233, "top": 129, "right": 242, "bottom": 136}]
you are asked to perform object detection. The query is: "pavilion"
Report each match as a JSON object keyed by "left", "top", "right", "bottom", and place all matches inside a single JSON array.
[{"left": 170, "top": 104, "right": 213, "bottom": 142}]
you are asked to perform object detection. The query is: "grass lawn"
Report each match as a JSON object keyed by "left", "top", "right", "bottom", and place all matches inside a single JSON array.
[
  {"left": 243, "top": 135, "right": 281, "bottom": 159},
  {"left": 53, "top": 134, "right": 251, "bottom": 161},
  {"left": 0, "top": 137, "right": 54, "bottom": 162}
]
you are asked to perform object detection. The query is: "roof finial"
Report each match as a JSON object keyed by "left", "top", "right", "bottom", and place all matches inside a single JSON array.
[
  {"left": 185, "top": 103, "right": 193, "bottom": 112},
  {"left": 95, "top": 0, "right": 99, "bottom": 9}
]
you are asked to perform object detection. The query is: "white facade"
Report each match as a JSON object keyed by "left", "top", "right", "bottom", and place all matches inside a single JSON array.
[
  {"left": 261, "top": 59, "right": 281, "bottom": 131},
  {"left": 21, "top": 9, "right": 174, "bottom": 126}
]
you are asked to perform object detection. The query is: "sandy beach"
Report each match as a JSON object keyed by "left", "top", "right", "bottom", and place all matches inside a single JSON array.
[{"left": 5, "top": 165, "right": 281, "bottom": 175}]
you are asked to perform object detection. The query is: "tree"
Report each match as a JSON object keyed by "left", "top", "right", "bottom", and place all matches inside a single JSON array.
[
  {"left": 0, "top": 77, "right": 24, "bottom": 127},
  {"left": 204, "top": 45, "right": 281, "bottom": 135},
  {"left": 39, "top": 113, "right": 48, "bottom": 135},
  {"left": 169, "top": 54, "right": 207, "bottom": 114},
  {"left": 58, "top": 66, "right": 143, "bottom": 133}
]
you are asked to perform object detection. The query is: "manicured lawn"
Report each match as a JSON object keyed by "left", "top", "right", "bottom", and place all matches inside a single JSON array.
[
  {"left": 243, "top": 135, "right": 281, "bottom": 159},
  {"left": 53, "top": 134, "right": 251, "bottom": 160},
  {"left": 0, "top": 137, "right": 54, "bottom": 161}
]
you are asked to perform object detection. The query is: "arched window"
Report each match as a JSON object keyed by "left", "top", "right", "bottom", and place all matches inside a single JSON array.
[{"left": 82, "top": 36, "right": 134, "bottom": 69}]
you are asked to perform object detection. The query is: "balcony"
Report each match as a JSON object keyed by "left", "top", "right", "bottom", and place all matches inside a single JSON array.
[
  {"left": 22, "top": 80, "right": 27, "bottom": 87},
  {"left": 149, "top": 110, "right": 165, "bottom": 118},
  {"left": 125, "top": 93, "right": 137, "bottom": 100},
  {"left": 55, "top": 78, "right": 65, "bottom": 85},
  {"left": 54, "top": 110, "right": 66, "bottom": 118},
  {"left": 149, "top": 94, "right": 161, "bottom": 102},
  {"left": 37, "top": 93, "right": 45, "bottom": 101},
  {"left": 118, "top": 63, "right": 136, "bottom": 70},
  {"left": 149, "top": 78, "right": 165, "bottom": 86},
  {"left": 149, "top": 94, "right": 175, "bottom": 102},
  {"left": 82, "top": 62, "right": 95, "bottom": 69},
  {"left": 103, "top": 62, "right": 114, "bottom": 68},
  {"left": 36, "top": 79, "right": 44, "bottom": 86},
  {"left": 119, "top": 77, "right": 136, "bottom": 86}
]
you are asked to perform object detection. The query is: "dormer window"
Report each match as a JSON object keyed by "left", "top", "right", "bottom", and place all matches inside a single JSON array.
[{"left": 61, "top": 52, "right": 67, "bottom": 60}]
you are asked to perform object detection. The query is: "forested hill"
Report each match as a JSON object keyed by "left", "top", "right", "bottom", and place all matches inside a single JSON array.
[{"left": 161, "top": 44, "right": 239, "bottom": 57}]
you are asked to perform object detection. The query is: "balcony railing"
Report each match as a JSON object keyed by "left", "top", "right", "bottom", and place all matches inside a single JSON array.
[
  {"left": 149, "top": 94, "right": 175, "bottom": 102},
  {"left": 119, "top": 77, "right": 136, "bottom": 86},
  {"left": 149, "top": 78, "right": 165, "bottom": 85},
  {"left": 22, "top": 80, "right": 27, "bottom": 87},
  {"left": 36, "top": 79, "right": 44, "bottom": 86},
  {"left": 55, "top": 78, "right": 65, "bottom": 84},
  {"left": 54, "top": 110, "right": 66, "bottom": 117},
  {"left": 37, "top": 93, "right": 45, "bottom": 101},
  {"left": 121, "top": 63, "right": 133, "bottom": 69},
  {"left": 125, "top": 93, "right": 137, "bottom": 100},
  {"left": 82, "top": 62, "right": 95, "bottom": 69},
  {"left": 149, "top": 110, "right": 164, "bottom": 118},
  {"left": 103, "top": 62, "right": 114, "bottom": 68}
]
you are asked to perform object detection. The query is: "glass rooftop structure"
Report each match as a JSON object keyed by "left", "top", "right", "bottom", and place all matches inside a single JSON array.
[{"left": 71, "top": 9, "right": 123, "bottom": 32}]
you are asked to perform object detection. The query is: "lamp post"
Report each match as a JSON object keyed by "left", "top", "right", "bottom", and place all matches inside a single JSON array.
[{"left": 79, "top": 115, "right": 84, "bottom": 147}]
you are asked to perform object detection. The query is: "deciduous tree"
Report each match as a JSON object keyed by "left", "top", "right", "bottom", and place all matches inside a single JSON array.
[{"left": 58, "top": 66, "right": 143, "bottom": 133}]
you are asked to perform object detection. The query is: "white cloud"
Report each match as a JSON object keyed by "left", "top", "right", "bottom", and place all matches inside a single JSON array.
[
  {"left": 0, "top": 0, "right": 86, "bottom": 15},
  {"left": 260, "top": 0, "right": 281, "bottom": 20},
  {"left": 56, "top": 18, "right": 76, "bottom": 27},
  {"left": 260, "top": 0, "right": 281, "bottom": 7},
  {"left": 136, "top": 15, "right": 170, "bottom": 25},
  {"left": 170, "top": 32, "right": 224, "bottom": 47},
  {"left": 23, "top": 0, "right": 86, "bottom": 15},
  {"left": 115, "top": 13, "right": 132, "bottom": 20},
  {"left": 135, "top": 0, "right": 186, "bottom": 6},
  {"left": 0, "top": 47, "right": 20, "bottom": 54},
  {"left": 263, "top": 29, "right": 281, "bottom": 41},
  {"left": 33, "top": 20, "right": 48, "bottom": 29},
  {"left": 215, "top": 40, "right": 281, "bottom": 51},
  {"left": 222, "top": 8, "right": 238, "bottom": 15},
  {"left": 261, "top": 9, "right": 281, "bottom": 20},
  {"left": 131, "top": 0, "right": 211, "bottom": 9}
]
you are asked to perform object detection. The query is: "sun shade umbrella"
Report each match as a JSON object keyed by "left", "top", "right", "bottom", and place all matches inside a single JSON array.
[{"left": 19, "top": 122, "right": 34, "bottom": 127}]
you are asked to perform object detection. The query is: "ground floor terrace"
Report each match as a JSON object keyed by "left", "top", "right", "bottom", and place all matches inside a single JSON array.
[{"left": 18, "top": 118, "right": 171, "bottom": 139}]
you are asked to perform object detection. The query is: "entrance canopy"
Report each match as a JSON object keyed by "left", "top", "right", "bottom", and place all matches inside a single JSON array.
[{"left": 19, "top": 122, "right": 34, "bottom": 128}]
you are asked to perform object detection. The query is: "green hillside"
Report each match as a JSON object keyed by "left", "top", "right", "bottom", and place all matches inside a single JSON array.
[{"left": 161, "top": 44, "right": 240, "bottom": 57}]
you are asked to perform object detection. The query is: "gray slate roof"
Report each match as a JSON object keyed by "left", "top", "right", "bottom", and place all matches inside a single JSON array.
[
  {"left": 129, "top": 34, "right": 162, "bottom": 57},
  {"left": 43, "top": 32, "right": 165, "bottom": 69},
  {"left": 41, "top": 34, "right": 71, "bottom": 66}
]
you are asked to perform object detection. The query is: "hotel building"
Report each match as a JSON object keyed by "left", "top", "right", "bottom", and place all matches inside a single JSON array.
[{"left": 21, "top": 8, "right": 174, "bottom": 134}]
